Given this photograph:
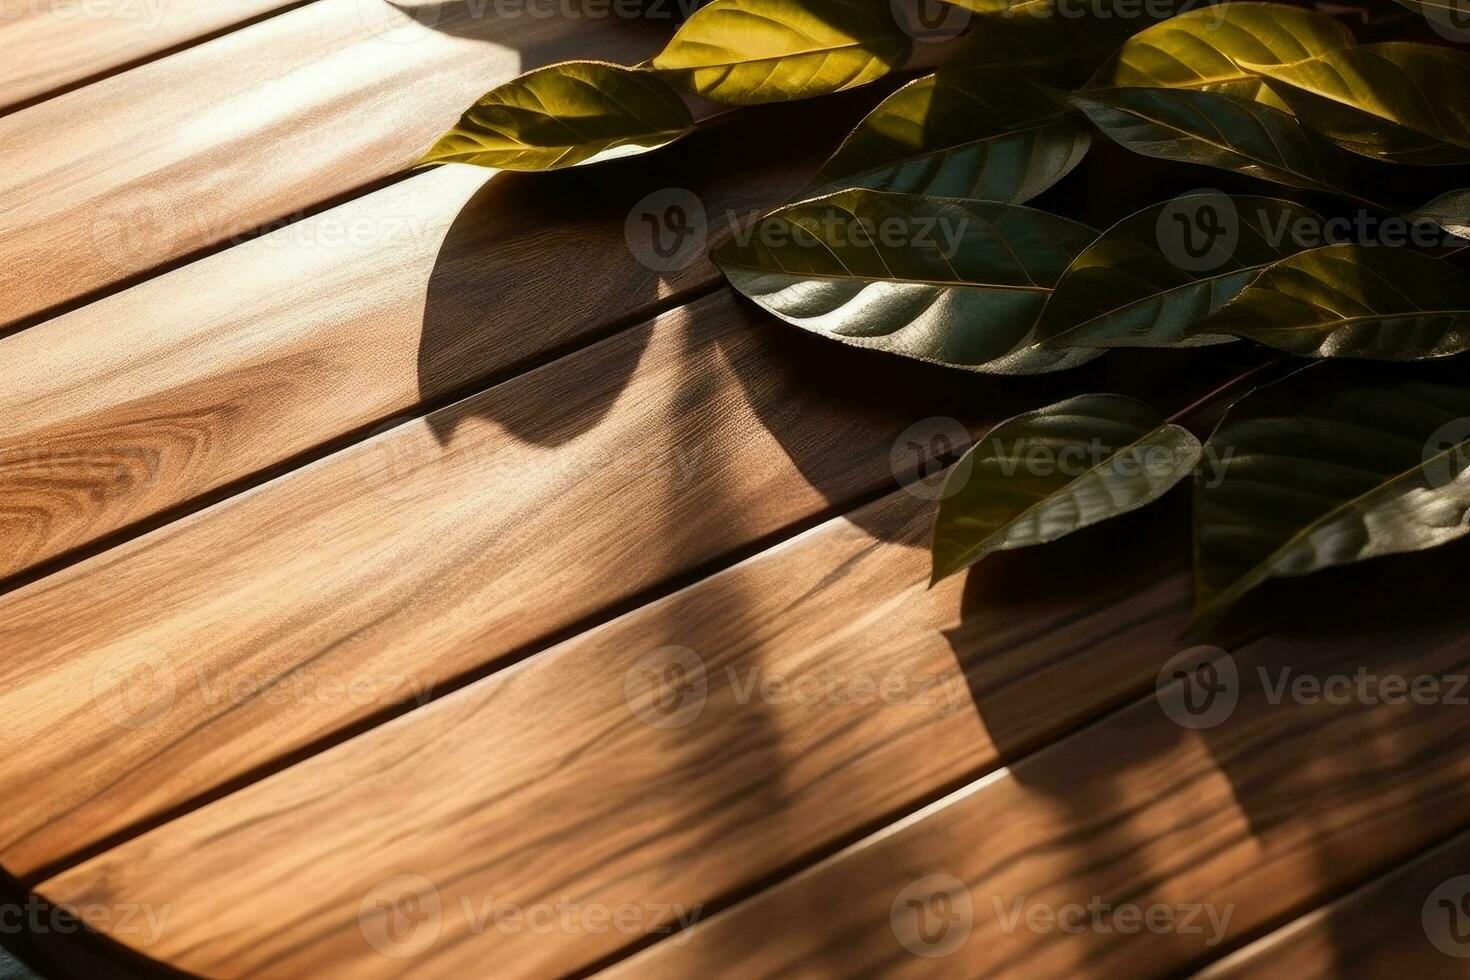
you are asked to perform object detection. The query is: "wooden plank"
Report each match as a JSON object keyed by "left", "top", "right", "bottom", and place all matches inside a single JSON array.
[
  {"left": 1196, "top": 829, "right": 1470, "bottom": 979},
  {"left": 0, "top": 0, "right": 669, "bottom": 329},
  {"left": 0, "top": 96, "right": 863, "bottom": 582},
  {"left": 31, "top": 491, "right": 1191, "bottom": 978},
  {"left": 587, "top": 546, "right": 1470, "bottom": 979},
  {"left": 0, "top": 289, "right": 1070, "bottom": 881},
  {"left": 0, "top": 0, "right": 304, "bottom": 113}
]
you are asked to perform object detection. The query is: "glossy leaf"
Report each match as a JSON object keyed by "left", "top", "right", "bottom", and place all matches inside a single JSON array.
[
  {"left": 1039, "top": 195, "right": 1323, "bottom": 349},
  {"left": 1410, "top": 189, "right": 1470, "bottom": 242},
  {"left": 1198, "top": 244, "right": 1470, "bottom": 360},
  {"left": 1070, "top": 86, "right": 1350, "bottom": 193},
  {"left": 1194, "top": 361, "right": 1470, "bottom": 632},
  {"left": 952, "top": 10, "right": 1138, "bottom": 85},
  {"left": 932, "top": 394, "right": 1202, "bottom": 582},
  {"left": 714, "top": 189, "right": 1099, "bottom": 373},
  {"left": 421, "top": 62, "right": 694, "bottom": 171},
  {"left": 810, "top": 69, "right": 1090, "bottom": 202},
  {"left": 650, "top": 0, "right": 909, "bottom": 105},
  {"left": 1087, "top": 3, "right": 1354, "bottom": 110},
  {"left": 1249, "top": 43, "right": 1470, "bottom": 165}
]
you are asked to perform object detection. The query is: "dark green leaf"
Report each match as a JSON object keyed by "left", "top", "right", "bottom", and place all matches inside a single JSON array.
[
  {"left": 421, "top": 61, "right": 694, "bottom": 171},
  {"left": 650, "top": 0, "right": 910, "bottom": 105},
  {"left": 810, "top": 69, "right": 1090, "bottom": 202},
  {"left": 714, "top": 189, "right": 1099, "bottom": 373},
  {"left": 1194, "top": 361, "right": 1470, "bottom": 632},
  {"left": 1197, "top": 244, "right": 1470, "bottom": 359},
  {"left": 1249, "top": 43, "right": 1470, "bottom": 165},
  {"left": 932, "top": 394, "right": 1202, "bottom": 582},
  {"left": 951, "top": 10, "right": 1138, "bottom": 85},
  {"left": 1070, "top": 86, "right": 1351, "bottom": 192},
  {"left": 1039, "top": 195, "right": 1324, "bottom": 349}
]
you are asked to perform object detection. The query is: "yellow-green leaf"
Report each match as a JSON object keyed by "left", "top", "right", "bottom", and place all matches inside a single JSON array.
[
  {"left": 421, "top": 61, "right": 694, "bottom": 171},
  {"left": 932, "top": 394, "right": 1201, "bottom": 582},
  {"left": 1198, "top": 244, "right": 1470, "bottom": 359},
  {"left": 1249, "top": 43, "right": 1470, "bottom": 165},
  {"left": 810, "top": 69, "right": 1090, "bottom": 202},
  {"left": 714, "top": 189, "right": 1099, "bottom": 373},
  {"left": 1087, "top": 2, "right": 1354, "bottom": 110},
  {"left": 1039, "top": 195, "right": 1323, "bottom": 349},
  {"left": 1070, "top": 86, "right": 1350, "bottom": 193},
  {"left": 650, "top": 0, "right": 910, "bottom": 105}
]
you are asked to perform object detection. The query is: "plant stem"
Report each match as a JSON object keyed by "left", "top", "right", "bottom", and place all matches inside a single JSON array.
[{"left": 1165, "top": 356, "right": 1288, "bottom": 427}]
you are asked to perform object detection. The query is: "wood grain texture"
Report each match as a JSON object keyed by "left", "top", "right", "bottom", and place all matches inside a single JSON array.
[
  {"left": 0, "top": 96, "right": 866, "bottom": 582},
  {"left": 0, "top": 0, "right": 304, "bottom": 112},
  {"left": 32, "top": 493, "right": 1191, "bottom": 978},
  {"left": 0, "top": 0, "right": 669, "bottom": 329},
  {"left": 0, "top": 289, "right": 1068, "bottom": 880},
  {"left": 1196, "top": 829, "right": 1470, "bottom": 979},
  {"left": 594, "top": 547, "right": 1470, "bottom": 978}
]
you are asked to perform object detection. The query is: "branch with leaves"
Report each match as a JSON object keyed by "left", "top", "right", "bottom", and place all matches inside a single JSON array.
[{"left": 424, "top": 0, "right": 1470, "bottom": 637}]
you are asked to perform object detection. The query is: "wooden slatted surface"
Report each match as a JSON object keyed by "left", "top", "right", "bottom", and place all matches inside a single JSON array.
[
  {"left": 3, "top": 3, "right": 1465, "bottom": 978},
  {"left": 0, "top": 0, "right": 306, "bottom": 113},
  {"left": 0, "top": 0, "right": 667, "bottom": 330},
  {"left": 0, "top": 289, "right": 1074, "bottom": 879},
  {"left": 30, "top": 496, "right": 1189, "bottom": 977},
  {"left": 0, "top": 96, "right": 867, "bottom": 583},
  {"left": 1196, "top": 829, "right": 1470, "bottom": 978},
  {"left": 595, "top": 549, "right": 1470, "bottom": 978}
]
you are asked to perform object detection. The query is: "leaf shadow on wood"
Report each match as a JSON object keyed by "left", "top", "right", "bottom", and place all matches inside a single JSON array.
[
  {"left": 943, "top": 475, "right": 1470, "bottom": 974},
  {"left": 416, "top": 88, "right": 889, "bottom": 448}
]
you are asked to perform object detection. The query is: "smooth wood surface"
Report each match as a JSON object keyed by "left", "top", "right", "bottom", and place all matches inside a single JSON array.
[
  {"left": 0, "top": 289, "right": 1061, "bottom": 880},
  {"left": 33, "top": 493, "right": 1190, "bottom": 977},
  {"left": 0, "top": 0, "right": 668, "bottom": 329},
  {"left": 596, "top": 549, "right": 1470, "bottom": 978},
  {"left": 0, "top": 0, "right": 305, "bottom": 112},
  {"left": 1196, "top": 829, "right": 1470, "bottom": 979},
  {"left": 0, "top": 96, "right": 866, "bottom": 582}
]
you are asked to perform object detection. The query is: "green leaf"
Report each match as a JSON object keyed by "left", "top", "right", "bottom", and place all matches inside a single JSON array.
[
  {"left": 421, "top": 61, "right": 694, "bottom": 171},
  {"left": 1193, "top": 361, "right": 1470, "bottom": 632},
  {"left": 1197, "top": 244, "right": 1470, "bottom": 360},
  {"left": 1039, "top": 195, "right": 1324, "bottom": 349},
  {"left": 1248, "top": 43, "right": 1470, "bottom": 165},
  {"left": 1069, "top": 86, "right": 1351, "bottom": 193},
  {"left": 932, "top": 394, "right": 1202, "bottom": 582},
  {"left": 650, "top": 0, "right": 910, "bottom": 105},
  {"left": 952, "top": 10, "right": 1138, "bottom": 85},
  {"left": 1410, "top": 189, "right": 1470, "bottom": 242},
  {"left": 809, "top": 69, "right": 1090, "bottom": 202},
  {"left": 714, "top": 189, "right": 1099, "bottom": 373},
  {"left": 1087, "top": 3, "right": 1355, "bottom": 110}
]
